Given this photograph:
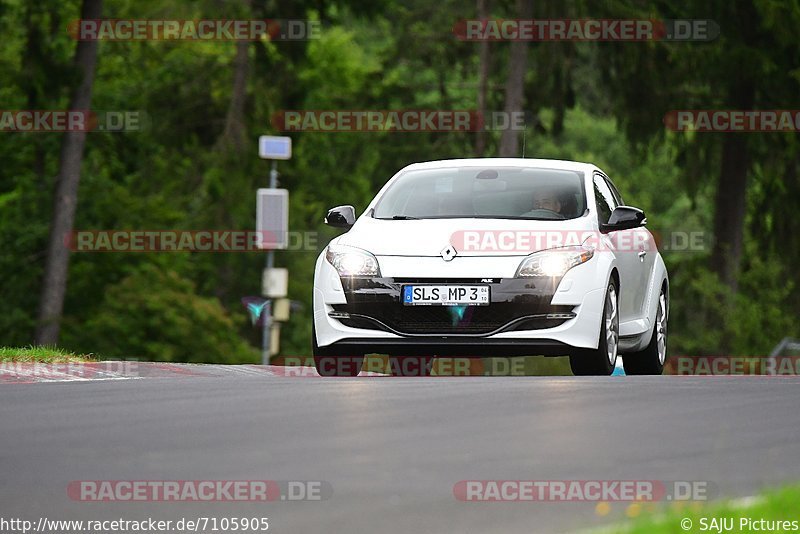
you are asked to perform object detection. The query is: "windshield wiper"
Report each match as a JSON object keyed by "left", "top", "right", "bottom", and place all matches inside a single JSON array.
[{"left": 374, "top": 215, "right": 421, "bottom": 220}]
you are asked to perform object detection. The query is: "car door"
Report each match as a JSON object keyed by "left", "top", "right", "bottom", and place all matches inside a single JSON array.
[
  {"left": 592, "top": 172, "right": 640, "bottom": 323},
  {"left": 603, "top": 175, "right": 656, "bottom": 319}
]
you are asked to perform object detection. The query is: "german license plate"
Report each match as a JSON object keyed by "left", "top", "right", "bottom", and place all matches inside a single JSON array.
[{"left": 402, "top": 285, "right": 490, "bottom": 306}]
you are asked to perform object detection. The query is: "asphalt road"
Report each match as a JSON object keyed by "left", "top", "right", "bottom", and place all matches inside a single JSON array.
[{"left": 2, "top": 370, "right": 800, "bottom": 533}]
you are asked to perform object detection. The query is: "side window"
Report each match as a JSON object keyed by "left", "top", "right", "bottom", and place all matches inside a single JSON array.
[
  {"left": 604, "top": 177, "right": 624, "bottom": 206},
  {"left": 592, "top": 174, "right": 615, "bottom": 225}
]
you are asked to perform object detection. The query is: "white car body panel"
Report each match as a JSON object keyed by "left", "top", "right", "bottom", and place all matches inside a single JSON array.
[{"left": 313, "top": 158, "right": 668, "bottom": 357}]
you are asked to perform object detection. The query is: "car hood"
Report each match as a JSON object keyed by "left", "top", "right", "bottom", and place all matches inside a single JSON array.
[{"left": 334, "top": 216, "right": 595, "bottom": 257}]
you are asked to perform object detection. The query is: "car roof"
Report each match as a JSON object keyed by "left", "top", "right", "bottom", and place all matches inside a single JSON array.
[{"left": 400, "top": 158, "right": 600, "bottom": 174}]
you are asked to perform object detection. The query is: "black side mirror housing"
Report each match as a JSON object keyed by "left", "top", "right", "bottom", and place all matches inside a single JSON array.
[
  {"left": 325, "top": 205, "right": 356, "bottom": 228},
  {"left": 603, "top": 206, "right": 646, "bottom": 232}
]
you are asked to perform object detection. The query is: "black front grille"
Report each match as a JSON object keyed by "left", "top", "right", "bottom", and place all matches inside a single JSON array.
[{"left": 332, "top": 302, "right": 573, "bottom": 335}]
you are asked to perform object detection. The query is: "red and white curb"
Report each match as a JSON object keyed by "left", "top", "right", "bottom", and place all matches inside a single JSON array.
[{"left": 0, "top": 362, "right": 386, "bottom": 383}]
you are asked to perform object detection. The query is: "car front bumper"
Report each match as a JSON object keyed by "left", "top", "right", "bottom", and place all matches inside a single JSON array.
[{"left": 314, "top": 252, "right": 608, "bottom": 356}]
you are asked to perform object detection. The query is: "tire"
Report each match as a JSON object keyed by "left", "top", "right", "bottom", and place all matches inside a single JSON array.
[
  {"left": 623, "top": 287, "right": 667, "bottom": 375},
  {"left": 569, "top": 280, "right": 619, "bottom": 376},
  {"left": 312, "top": 325, "right": 363, "bottom": 377},
  {"left": 388, "top": 356, "right": 434, "bottom": 377}
]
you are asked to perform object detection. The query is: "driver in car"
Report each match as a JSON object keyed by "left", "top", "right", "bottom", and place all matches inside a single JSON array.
[{"left": 532, "top": 188, "right": 563, "bottom": 214}]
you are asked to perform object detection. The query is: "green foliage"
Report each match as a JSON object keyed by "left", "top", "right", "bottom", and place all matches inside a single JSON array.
[
  {"left": 67, "top": 265, "right": 258, "bottom": 363},
  {"left": 667, "top": 255, "right": 797, "bottom": 356},
  {"left": 0, "top": 0, "right": 798, "bottom": 362}
]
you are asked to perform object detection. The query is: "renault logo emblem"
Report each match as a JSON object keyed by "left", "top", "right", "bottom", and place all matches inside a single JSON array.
[{"left": 440, "top": 245, "right": 457, "bottom": 262}]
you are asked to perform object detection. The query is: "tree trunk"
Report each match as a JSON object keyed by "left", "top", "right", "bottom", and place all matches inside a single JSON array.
[
  {"left": 212, "top": 4, "right": 252, "bottom": 303},
  {"left": 216, "top": 40, "right": 250, "bottom": 153},
  {"left": 474, "top": 0, "right": 491, "bottom": 156},
  {"left": 34, "top": 0, "right": 102, "bottom": 345},
  {"left": 22, "top": 4, "right": 47, "bottom": 184},
  {"left": 710, "top": 135, "right": 749, "bottom": 291},
  {"left": 552, "top": 59, "right": 573, "bottom": 138},
  {"left": 498, "top": 0, "right": 532, "bottom": 157},
  {"left": 710, "top": 81, "right": 754, "bottom": 292}
]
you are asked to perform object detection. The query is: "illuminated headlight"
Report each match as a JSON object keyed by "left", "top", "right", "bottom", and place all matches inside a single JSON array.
[
  {"left": 325, "top": 245, "right": 381, "bottom": 277},
  {"left": 516, "top": 246, "right": 594, "bottom": 278}
]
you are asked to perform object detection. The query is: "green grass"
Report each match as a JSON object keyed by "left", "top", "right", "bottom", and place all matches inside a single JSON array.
[
  {"left": 602, "top": 482, "right": 800, "bottom": 533},
  {"left": 0, "top": 346, "right": 96, "bottom": 363}
]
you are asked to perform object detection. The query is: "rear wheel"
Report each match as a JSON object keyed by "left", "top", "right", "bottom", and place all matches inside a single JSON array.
[
  {"left": 312, "top": 325, "right": 363, "bottom": 377},
  {"left": 569, "top": 280, "right": 619, "bottom": 376},
  {"left": 623, "top": 288, "right": 667, "bottom": 375}
]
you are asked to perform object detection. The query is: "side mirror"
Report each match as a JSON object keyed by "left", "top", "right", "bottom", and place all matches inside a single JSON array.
[
  {"left": 603, "top": 206, "right": 646, "bottom": 232},
  {"left": 325, "top": 205, "right": 356, "bottom": 228}
]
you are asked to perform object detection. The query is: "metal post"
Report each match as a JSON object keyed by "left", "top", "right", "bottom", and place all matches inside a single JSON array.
[
  {"left": 261, "top": 161, "right": 279, "bottom": 365},
  {"left": 260, "top": 300, "right": 272, "bottom": 364}
]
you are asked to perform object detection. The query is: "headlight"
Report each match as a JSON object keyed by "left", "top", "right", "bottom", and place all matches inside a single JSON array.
[
  {"left": 516, "top": 246, "right": 594, "bottom": 278},
  {"left": 325, "top": 245, "right": 381, "bottom": 276}
]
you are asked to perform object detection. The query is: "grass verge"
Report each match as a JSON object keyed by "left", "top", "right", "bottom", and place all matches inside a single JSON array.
[
  {"left": 603, "top": 482, "right": 800, "bottom": 533},
  {"left": 0, "top": 346, "right": 96, "bottom": 363}
]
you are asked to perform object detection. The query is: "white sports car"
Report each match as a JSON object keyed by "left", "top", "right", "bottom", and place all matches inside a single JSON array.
[{"left": 312, "top": 158, "right": 669, "bottom": 376}]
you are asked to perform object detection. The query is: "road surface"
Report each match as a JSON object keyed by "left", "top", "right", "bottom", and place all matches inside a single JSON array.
[{"left": 1, "top": 366, "right": 799, "bottom": 533}]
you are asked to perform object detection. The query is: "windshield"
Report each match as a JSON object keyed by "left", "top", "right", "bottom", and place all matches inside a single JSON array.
[{"left": 372, "top": 166, "right": 586, "bottom": 220}]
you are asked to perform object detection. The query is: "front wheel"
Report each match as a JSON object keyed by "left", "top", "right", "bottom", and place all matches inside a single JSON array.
[
  {"left": 623, "top": 287, "right": 667, "bottom": 375},
  {"left": 569, "top": 280, "right": 619, "bottom": 376}
]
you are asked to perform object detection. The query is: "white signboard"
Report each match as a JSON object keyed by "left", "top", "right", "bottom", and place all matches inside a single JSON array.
[{"left": 258, "top": 135, "right": 292, "bottom": 160}]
